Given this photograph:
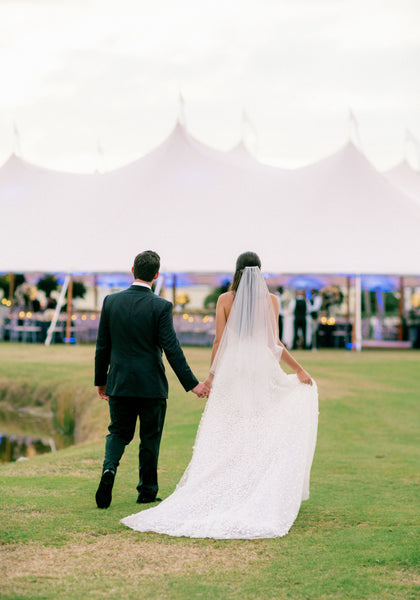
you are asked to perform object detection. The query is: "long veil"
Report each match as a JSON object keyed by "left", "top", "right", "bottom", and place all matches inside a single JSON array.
[
  {"left": 210, "top": 266, "right": 283, "bottom": 379},
  {"left": 121, "top": 266, "right": 318, "bottom": 538}
]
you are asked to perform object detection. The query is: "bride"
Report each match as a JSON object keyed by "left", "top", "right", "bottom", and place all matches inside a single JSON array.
[{"left": 121, "top": 252, "right": 318, "bottom": 539}]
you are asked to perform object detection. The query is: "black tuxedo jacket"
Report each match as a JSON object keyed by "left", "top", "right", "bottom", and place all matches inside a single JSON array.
[{"left": 94, "top": 285, "right": 198, "bottom": 398}]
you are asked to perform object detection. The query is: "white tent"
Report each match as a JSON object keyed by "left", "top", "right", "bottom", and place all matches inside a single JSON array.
[
  {"left": 94, "top": 128, "right": 420, "bottom": 275},
  {"left": 0, "top": 153, "right": 102, "bottom": 272},
  {"left": 225, "top": 141, "right": 264, "bottom": 169},
  {"left": 1, "top": 122, "right": 420, "bottom": 276},
  {"left": 264, "top": 142, "right": 420, "bottom": 275},
  {"left": 384, "top": 161, "right": 420, "bottom": 205}
]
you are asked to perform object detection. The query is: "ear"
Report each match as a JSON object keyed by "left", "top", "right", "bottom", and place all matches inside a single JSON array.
[
  {"left": 153, "top": 271, "right": 159, "bottom": 281},
  {"left": 131, "top": 266, "right": 135, "bottom": 276}
]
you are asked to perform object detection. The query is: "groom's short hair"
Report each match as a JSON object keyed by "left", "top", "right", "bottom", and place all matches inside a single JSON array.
[{"left": 133, "top": 251, "right": 160, "bottom": 281}]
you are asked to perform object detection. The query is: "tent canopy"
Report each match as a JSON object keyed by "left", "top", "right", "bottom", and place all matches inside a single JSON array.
[
  {"left": 385, "top": 160, "right": 420, "bottom": 205},
  {"left": 1, "top": 123, "right": 420, "bottom": 275}
]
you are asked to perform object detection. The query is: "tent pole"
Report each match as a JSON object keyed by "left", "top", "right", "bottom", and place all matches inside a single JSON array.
[
  {"left": 45, "top": 275, "right": 70, "bottom": 346},
  {"left": 8, "top": 273, "right": 15, "bottom": 313},
  {"left": 172, "top": 274, "right": 177, "bottom": 308},
  {"left": 65, "top": 276, "right": 74, "bottom": 344},
  {"left": 356, "top": 275, "right": 362, "bottom": 351},
  {"left": 398, "top": 277, "right": 404, "bottom": 341},
  {"left": 346, "top": 277, "right": 351, "bottom": 320},
  {"left": 374, "top": 290, "right": 383, "bottom": 340},
  {"left": 351, "top": 281, "right": 356, "bottom": 349},
  {"left": 364, "top": 290, "right": 371, "bottom": 316},
  {"left": 93, "top": 274, "right": 98, "bottom": 310},
  {"left": 352, "top": 275, "right": 362, "bottom": 352},
  {"left": 154, "top": 274, "right": 164, "bottom": 297}
]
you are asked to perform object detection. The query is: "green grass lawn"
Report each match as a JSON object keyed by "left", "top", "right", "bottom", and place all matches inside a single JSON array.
[{"left": 0, "top": 344, "right": 418, "bottom": 600}]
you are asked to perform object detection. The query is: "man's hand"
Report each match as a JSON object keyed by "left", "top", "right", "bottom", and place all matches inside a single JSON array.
[
  {"left": 97, "top": 385, "right": 109, "bottom": 400},
  {"left": 296, "top": 368, "right": 313, "bottom": 386},
  {"left": 192, "top": 382, "right": 209, "bottom": 398}
]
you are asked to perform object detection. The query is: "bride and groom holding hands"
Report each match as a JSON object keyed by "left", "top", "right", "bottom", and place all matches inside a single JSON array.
[{"left": 95, "top": 250, "right": 318, "bottom": 539}]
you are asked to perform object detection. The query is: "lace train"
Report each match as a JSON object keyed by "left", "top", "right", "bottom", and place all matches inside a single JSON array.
[{"left": 121, "top": 350, "right": 318, "bottom": 539}]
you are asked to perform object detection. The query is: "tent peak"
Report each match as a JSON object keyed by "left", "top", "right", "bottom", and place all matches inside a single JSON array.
[
  {"left": 224, "top": 140, "right": 265, "bottom": 169},
  {"left": 177, "top": 92, "right": 187, "bottom": 128},
  {"left": 1, "top": 152, "right": 21, "bottom": 168},
  {"left": 227, "top": 140, "right": 257, "bottom": 158},
  {"left": 173, "top": 118, "right": 189, "bottom": 136},
  {"left": 298, "top": 139, "right": 371, "bottom": 173},
  {"left": 229, "top": 140, "right": 251, "bottom": 152},
  {"left": 385, "top": 159, "right": 420, "bottom": 177}
]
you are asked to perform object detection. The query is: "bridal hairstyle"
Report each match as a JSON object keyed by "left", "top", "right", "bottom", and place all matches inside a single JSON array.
[
  {"left": 133, "top": 250, "right": 160, "bottom": 281},
  {"left": 230, "top": 251, "right": 262, "bottom": 292},
  {"left": 210, "top": 262, "right": 282, "bottom": 378}
]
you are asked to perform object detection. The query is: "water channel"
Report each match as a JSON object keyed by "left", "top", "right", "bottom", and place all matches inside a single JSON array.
[
  {"left": 0, "top": 432, "right": 56, "bottom": 462},
  {"left": 0, "top": 398, "right": 74, "bottom": 463}
]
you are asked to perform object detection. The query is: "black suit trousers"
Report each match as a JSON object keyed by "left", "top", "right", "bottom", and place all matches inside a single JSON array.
[
  {"left": 278, "top": 315, "right": 283, "bottom": 342},
  {"left": 103, "top": 396, "right": 167, "bottom": 497},
  {"left": 293, "top": 318, "right": 307, "bottom": 349}
]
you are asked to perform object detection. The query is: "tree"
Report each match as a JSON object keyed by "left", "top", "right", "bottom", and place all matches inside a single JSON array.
[
  {"left": 0, "top": 274, "right": 25, "bottom": 298},
  {"left": 384, "top": 292, "right": 399, "bottom": 315},
  {"left": 61, "top": 280, "right": 87, "bottom": 312},
  {"left": 203, "top": 280, "right": 231, "bottom": 309},
  {"left": 361, "top": 291, "right": 399, "bottom": 316},
  {"left": 37, "top": 275, "right": 58, "bottom": 297},
  {"left": 72, "top": 281, "right": 87, "bottom": 300}
]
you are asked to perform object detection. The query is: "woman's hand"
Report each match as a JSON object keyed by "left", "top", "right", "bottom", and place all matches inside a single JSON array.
[
  {"left": 203, "top": 375, "right": 213, "bottom": 394},
  {"left": 296, "top": 368, "right": 313, "bottom": 386}
]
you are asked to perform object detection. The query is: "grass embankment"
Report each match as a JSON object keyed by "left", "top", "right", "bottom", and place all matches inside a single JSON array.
[
  {"left": 0, "top": 344, "right": 418, "bottom": 599},
  {"left": 0, "top": 345, "right": 105, "bottom": 445}
]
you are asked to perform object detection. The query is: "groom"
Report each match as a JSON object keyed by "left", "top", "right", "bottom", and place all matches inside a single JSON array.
[{"left": 95, "top": 250, "right": 208, "bottom": 509}]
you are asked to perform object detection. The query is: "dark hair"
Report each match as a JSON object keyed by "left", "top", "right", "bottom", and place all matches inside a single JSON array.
[
  {"left": 230, "top": 251, "right": 261, "bottom": 292},
  {"left": 133, "top": 250, "right": 160, "bottom": 281}
]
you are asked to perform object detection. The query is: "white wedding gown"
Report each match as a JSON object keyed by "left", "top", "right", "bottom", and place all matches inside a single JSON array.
[{"left": 121, "top": 268, "right": 318, "bottom": 539}]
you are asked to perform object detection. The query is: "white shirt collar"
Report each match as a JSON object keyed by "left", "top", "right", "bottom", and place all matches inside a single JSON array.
[{"left": 132, "top": 281, "right": 151, "bottom": 289}]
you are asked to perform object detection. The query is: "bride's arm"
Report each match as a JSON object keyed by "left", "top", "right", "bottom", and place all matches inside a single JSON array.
[
  {"left": 279, "top": 345, "right": 312, "bottom": 385},
  {"left": 270, "top": 294, "right": 313, "bottom": 385},
  {"left": 204, "top": 294, "right": 229, "bottom": 389}
]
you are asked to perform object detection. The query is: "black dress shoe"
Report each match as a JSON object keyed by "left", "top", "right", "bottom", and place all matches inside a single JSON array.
[
  {"left": 95, "top": 470, "right": 115, "bottom": 509},
  {"left": 136, "top": 494, "right": 162, "bottom": 504}
]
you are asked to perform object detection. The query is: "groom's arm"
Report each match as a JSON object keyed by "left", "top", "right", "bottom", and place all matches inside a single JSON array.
[
  {"left": 157, "top": 302, "right": 199, "bottom": 392},
  {"left": 94, "top": 296, "right": 111, "bottom": 387}
]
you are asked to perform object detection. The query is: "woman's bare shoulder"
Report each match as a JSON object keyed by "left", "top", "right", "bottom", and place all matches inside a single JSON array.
[
  {"left": 217, "top": 291, "right": 234, "bottom": 306},
  {"left": 269, "top": 293, "right": 280, "bottom": 308}
]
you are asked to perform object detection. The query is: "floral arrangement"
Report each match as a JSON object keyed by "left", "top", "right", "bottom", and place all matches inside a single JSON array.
[{"left": 320, "top": 285, "right": 343, "bottom": 314}]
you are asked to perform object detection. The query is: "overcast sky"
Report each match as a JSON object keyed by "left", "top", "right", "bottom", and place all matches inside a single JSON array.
[{"left": 0, "top": 0, "right": 419, "bottom": 171}]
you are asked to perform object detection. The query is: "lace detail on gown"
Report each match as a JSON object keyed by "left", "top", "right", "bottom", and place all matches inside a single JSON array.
[{"left": 121, "top": 268, "right": 319, "bottom": 539}]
